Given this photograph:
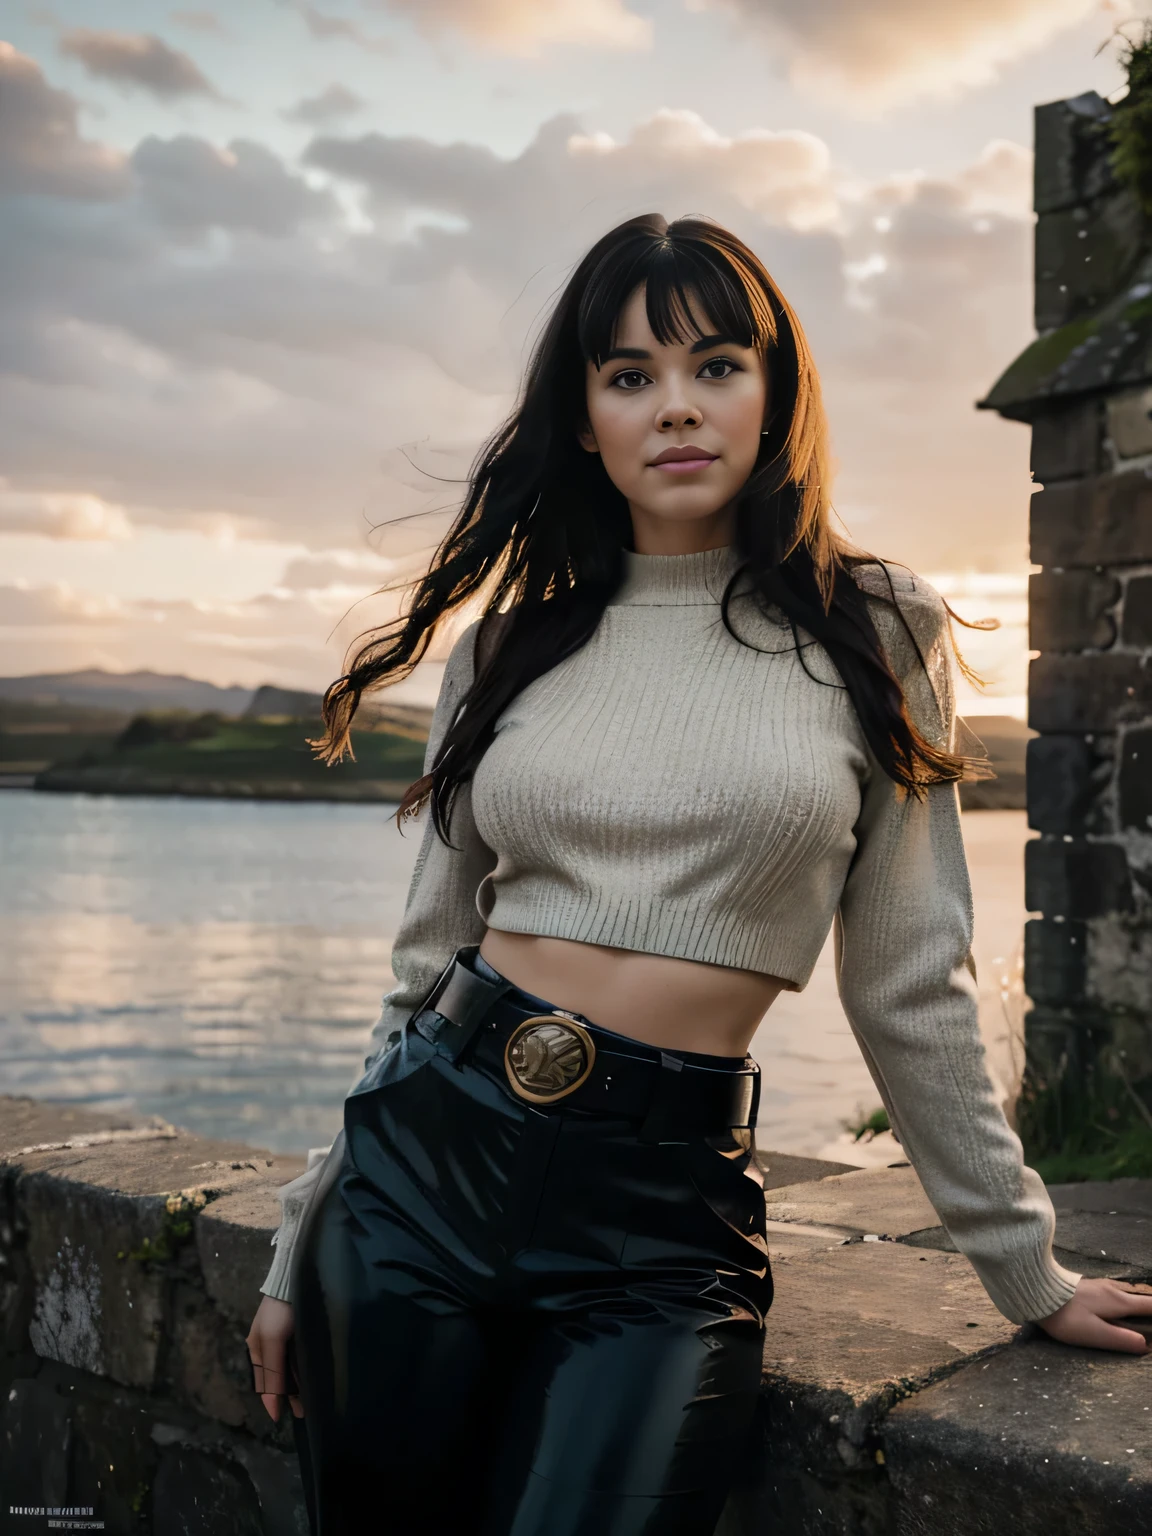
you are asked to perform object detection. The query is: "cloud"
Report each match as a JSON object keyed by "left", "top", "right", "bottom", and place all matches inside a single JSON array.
[
  {"left": 0, "top": 43, "right": 128, "bottom": 199},
  {"left": 298, "top": 5, "right": 396, "bottom": 54},
  {"left": 132, "top": 135, "right": 337, "bottom": 234},
  {"left": 369, "top": 0, "right": 652, "bottom": 53},
  {"left": 693, "top": 0, "right": 1118, "bottom": 106},
  {"left": 283, "top": 83, "right": 366, "bottom": 127},
  {"left": 0, "top": 42, "right": 1040, "bottom": 633},
  {"left": 58, "top": 28, "right": 219, "bottom": 100},
  {"left": 0, "top": 490, "right": 133, "bottom": 541},
  {"left": 170, "top": 10, "right": 229, "bottom": 34}
]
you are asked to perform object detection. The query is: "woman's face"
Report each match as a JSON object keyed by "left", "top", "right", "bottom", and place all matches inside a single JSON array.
[{"left": 579, "top": 282, "right": 768, "bottom": 551}]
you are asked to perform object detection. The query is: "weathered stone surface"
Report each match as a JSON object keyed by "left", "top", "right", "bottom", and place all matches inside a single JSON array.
[
  {"left": 1026, "top": 735, "right": 1099, "bottom": 834},
  {"left": 1028, "top": 570, "right": 1119, "bottom": 652},
  {"left": 764, "top": 1165, "right": 939, "bottom": 1240},
  {"left": 197, "top": 1184, "right": 288, "bottom": 1326},
  {"left": 1108, "top": 383, "right": 1152, "bottom": 458},
  {"left": 763, "top": 1243, "right": 1018, "bottom": 1470},
  {"left": 1029, "top": 652, "right": 1152, "bottom": 732},
  {"left": 1030, "top": 471, "right": 1152, "bottom": 567},
  {"left": 1048, "top": 1177, "right": 1152, "bottom": 1217},
  {"left": 1025, "top": 837, "right": 1134, "bottom": 918},
  {"left": 1119, "top": 725, "right": 1152, "bottom": 832},
  {"left": 884, "top": 1329, "right": 1152, "bottom": 1535},
  {"left": 1036, "top": 195, "right": 1146, "bottom": 334},
  {"left": 754, "top": 1148, "right": 863, "bottom": 1191},
  {"left": 1034, "top": 93, "right": 1115, "bottom": 218},
  {"left": 1025, "top": 917, "right": 1088, "bottom": 1004},
  {"left": 1121, "top": 573, "right": 1152, "bottom": 647},
  {"left": 1032, "top": 399, "right": 1103, "bottom": 482},
  {"left": 153, "top": 1444, "right": 265, "bottom": 1536},
  {"left": 1049, "top": 1212, "right": 1152, "bottom": 1269}
]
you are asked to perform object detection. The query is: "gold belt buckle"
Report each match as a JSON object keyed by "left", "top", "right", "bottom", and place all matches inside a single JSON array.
[{"left": 503, "top": 1014, "right": 596, "bottom": 1105}]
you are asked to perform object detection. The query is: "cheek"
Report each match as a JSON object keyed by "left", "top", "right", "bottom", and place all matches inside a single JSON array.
[{"left": 588, "top": 395, "right": 646, "bottom": 476}]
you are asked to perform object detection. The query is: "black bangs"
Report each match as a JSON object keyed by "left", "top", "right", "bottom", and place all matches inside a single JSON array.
[{"left": 575, "top": 230, "right": 776, "bottom": 366}]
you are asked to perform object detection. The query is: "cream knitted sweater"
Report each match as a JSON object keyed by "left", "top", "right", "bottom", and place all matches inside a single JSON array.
[{"left": 260, "top": 543, "right": 1081, "bottom": 1324}]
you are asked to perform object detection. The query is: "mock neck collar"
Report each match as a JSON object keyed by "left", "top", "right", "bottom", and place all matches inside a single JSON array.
[{"left": 612, "top": 543, "right": 742, "bottom": 606}]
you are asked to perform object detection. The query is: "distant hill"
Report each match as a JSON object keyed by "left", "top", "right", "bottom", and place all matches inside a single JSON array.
[
  {"left": 0, "top": 669, "right": 252, "bottom": 717},
  {"left": 243, "top": 684, "right": 323, "bottom": 720}
]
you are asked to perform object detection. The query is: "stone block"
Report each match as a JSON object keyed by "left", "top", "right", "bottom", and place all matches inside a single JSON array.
[
  {"left": 0, "top": 1366, "right": 159, "bottom": 1532},
  {"left": 762, "top": 1243, "right": 1018, "bottom": 1477},
  {"left": 20, "top": 1174, "right": 171, "bottom": 1390},
  {"left": 764, "top": 1165, "right": 940, "bottom": 1241},
  {"left": 1029, "top": 652, "right": 1152, "bottom": 732},
  {"left": 153, "top": 1444, "right": 265, "bottom": 1536},
  {"left": 167, "top": 1277, "right": 268, "bottom": 1433},
  {"left": 1026, "top": 735, "right": 1097, "bottom": 834},
  {"left": 1033, "top": 94, "right": 1114, "bottom": 217},
  {"left": 1107, "top": 384, "right": 1152, "bottom": 459},
  {"left": 1028, "top": 570, "right": 1119, "bottom": 651},
  {"left": 1035, "top": 194, "right": 1145, "bottom": 333},
  {"left": 1024, "top": 917, "right": 1088, "bottom": 1005},
  {"left": 1120, "top": 573, "right": 1152, "bottom": 647},
  {"left": 1030, "top": 470, "right": 1152, "bottom": 567},
  {"left": 1024, "top": 838, "right": 1133, "bottom": 918},
  {"left": 884, "top": 1330, "right": 1152, "bottom": 1535},
  {"left": 754, "top": 1148, "right": 864, "bottom": 1191},
  {"left": 1031, "top": 399, "right": 1102, "bottom": 484},
  {"left": 1118, "top": 725, "right": 1152, "bottom": 832},
  {"left": 197, "top": 1184, "right": 290, "bottom": 1327}
]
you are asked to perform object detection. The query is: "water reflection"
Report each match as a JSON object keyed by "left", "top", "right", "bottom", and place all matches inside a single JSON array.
[{"left": 0, "top": 791, "right": 1029, "bottom": 1161}]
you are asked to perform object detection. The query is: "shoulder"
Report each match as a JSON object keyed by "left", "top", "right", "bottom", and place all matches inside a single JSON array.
[
  {"left": 848, "top": 560, "right": 950, "bottom": 665},
  {"left": 846, "top": 559, "right": 955, "bottom": 742},
  {"left": 439, "top": 608, "right": 514, "bottom": 696}
]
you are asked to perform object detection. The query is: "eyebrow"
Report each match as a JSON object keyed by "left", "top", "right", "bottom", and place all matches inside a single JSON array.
[{"left": 599, "top": 334, "right": 746, "bottom": 363}]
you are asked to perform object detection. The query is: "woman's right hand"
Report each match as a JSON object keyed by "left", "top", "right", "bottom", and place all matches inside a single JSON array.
[{"left": 246, "top": 1295, "right": 305, "bottom": 1422}]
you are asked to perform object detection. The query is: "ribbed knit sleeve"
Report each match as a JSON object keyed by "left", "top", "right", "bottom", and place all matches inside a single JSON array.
[
  {"left": 833, "top": 571, "right": 1082, "bottom": 1325},
  {"left": 258, "top": 618, "right": 495, "bottom": 1302}
]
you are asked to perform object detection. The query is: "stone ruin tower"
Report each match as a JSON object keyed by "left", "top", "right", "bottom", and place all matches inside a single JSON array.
[{"left": 981, "top": 89, "right": 1152, "bottom": 1171}]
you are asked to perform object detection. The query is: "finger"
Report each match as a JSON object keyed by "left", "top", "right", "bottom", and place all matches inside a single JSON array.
[
  {"left": 290, "top": 1394, "right": 305, "bottom": 1419},
  {"left": 1094, "top": 1321, "right": 1150, "bottom": 1355}
]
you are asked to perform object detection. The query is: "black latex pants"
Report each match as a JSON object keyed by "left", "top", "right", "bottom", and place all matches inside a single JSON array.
[{"left": 288, "top": 960, "right": 773, "bottom": 1536}]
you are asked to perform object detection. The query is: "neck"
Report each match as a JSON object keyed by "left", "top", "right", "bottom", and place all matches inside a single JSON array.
[{"left": 627, "top": 507, "right": 736, "bottom": 557}]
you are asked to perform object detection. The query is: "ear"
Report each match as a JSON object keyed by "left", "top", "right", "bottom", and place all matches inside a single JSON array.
[{"left": 577, "top": 422, "right": 599, "bottom": 454}]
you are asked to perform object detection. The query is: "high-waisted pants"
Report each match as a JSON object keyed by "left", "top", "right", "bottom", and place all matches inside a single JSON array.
[{"left": 287, "top": 950, "right": 774, "bottom": 1536}]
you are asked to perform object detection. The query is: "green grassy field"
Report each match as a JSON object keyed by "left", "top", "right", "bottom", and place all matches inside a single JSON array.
[{"left": 1, "top": 701, "right": 427, "bottom": 800}]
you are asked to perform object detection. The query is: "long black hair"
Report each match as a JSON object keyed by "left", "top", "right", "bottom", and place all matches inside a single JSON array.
[{"left": 314, "top": 213, "right": 981, "bottom": 845}]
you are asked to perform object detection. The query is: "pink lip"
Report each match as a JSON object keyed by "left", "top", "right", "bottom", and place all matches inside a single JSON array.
[
  {"left": 649, "top": 446, "right": 718, "bottom": 473},
  {"left": 653, "top": 457, "right": 716, "bottom": 474}
]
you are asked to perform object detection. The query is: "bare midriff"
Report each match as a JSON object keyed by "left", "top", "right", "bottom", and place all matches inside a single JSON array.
[{"left": 477, "top": 928, "right": 791, "bottom": 1058}]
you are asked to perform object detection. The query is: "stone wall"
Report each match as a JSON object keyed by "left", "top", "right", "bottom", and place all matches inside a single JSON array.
[
  {"left": 981, "top": 91, "right": 1152, "bottom": 1166},
  {"left": 4, "top": 1095, "right": 1152, "bottom": 1535}
]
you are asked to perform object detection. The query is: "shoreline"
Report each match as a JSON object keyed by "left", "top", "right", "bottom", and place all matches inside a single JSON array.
[{"left": 22, "top": 769, "right": 413, "bottom": 803}]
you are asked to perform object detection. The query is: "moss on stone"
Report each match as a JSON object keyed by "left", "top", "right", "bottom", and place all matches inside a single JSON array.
[
  {"left": 1110, "top": 24, "right": 1152, "bottom": 218},
  {"left": 116, "top": 1188, "right": 213, "bottom": 1269}
]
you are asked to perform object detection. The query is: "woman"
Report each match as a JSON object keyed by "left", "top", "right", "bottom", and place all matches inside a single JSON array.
[{"left": 247, "top": 214, "right": 1152, "bottom": 1536}]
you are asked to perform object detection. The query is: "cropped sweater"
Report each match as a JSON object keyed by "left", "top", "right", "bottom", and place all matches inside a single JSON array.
[{"left": 259, "top": 542, "right": 1082, "bottom": 1325}]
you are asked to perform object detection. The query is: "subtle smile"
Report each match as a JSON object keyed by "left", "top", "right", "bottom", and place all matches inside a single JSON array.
[{"left": 649, "top": 445, "right": 718, "bottom": 474}]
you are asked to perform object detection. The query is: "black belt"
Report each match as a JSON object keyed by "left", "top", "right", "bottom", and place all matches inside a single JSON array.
[{"left": 409, "top": 945, "right": 760, "bottom": 1141}]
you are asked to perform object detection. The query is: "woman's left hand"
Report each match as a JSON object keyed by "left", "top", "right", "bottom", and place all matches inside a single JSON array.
[{"left": 1036, "top": 1278, "right": 1152, "bottom": 1353}]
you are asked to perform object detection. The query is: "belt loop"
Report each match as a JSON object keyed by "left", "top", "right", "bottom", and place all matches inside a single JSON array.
[
  {"left": 430, "top": 946, "right": 516, "bottom": 1065},
  {"left": 638, "top": 1052, "right": 689, "bottom": 1144}
]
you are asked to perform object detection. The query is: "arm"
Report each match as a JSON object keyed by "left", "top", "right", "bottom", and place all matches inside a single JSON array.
[
  {"left": 258, "top": 618, "right": 496, "bottom": 1301},
  {"left": 833, "top": 571, "right": 1081, "bottom": 1325}
]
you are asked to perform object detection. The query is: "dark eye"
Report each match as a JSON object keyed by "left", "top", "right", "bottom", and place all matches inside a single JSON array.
[
  {"left": 699, "top": 357, "right": 737, "bottom": 380},
  {"left": 611, "top": 369, "right": 649, "bottom": 390}
]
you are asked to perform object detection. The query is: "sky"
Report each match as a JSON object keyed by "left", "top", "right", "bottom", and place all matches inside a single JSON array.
[{"left": 1, "top": 0, "right": 1147, "bottom": 712}]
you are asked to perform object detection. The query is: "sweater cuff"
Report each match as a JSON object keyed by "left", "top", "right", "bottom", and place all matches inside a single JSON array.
[
  {"left": 257, "top": 1153, "right": 330, "bottom": 1303},
  {"left": 975, "top": 1247, "right": 1082, "bottom": 1325}
]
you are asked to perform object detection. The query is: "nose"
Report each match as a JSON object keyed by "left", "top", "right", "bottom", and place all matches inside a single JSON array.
[{"left": 654, "top": 381, "right": 701, "bottom": 432}]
